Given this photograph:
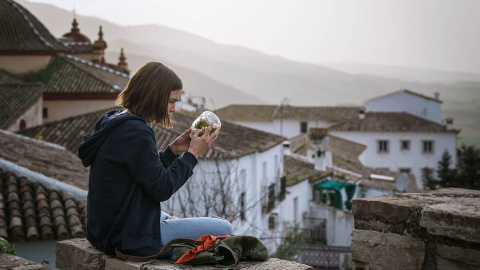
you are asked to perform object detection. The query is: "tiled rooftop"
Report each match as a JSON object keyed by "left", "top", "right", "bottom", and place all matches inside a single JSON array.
[
  {"left": 0, "top": 83, "right": 42, "bottom": 129},
  {"left": 0, "top": 130, "right": 89, "bottom": 190},
  {"left": 40, "top": 55, "right": 128, "bottom": 94},
  {"left": 0, "top": 0, "right": 69, "bottom": 53},
  {"left": 215, "top": 104, "right": 363, "bottom": 122},
  {"left": 283, "top": 155, "right": 330, "bottom": 187},
  {"left": 19, "top": 108, "right": 286, "bottom": 160},
  {"left": 0, "top": 168, "right": 86, "bottom": 242},
  {"left": 329, "top": 112, "right": 458, "bottom": 133}
]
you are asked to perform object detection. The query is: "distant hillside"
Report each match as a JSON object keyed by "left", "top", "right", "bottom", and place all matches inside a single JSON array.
[
  {"left": 105, "top": 50, "right": 264, "bottom": 109},
  {"left": 322, "top": 61, "right": 480, "bottom": 84},
  {"left": 19, "top": 0, "right": 480, "bottom": 146}
]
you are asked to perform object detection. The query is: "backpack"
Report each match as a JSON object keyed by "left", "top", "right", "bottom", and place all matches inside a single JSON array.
[{"left": 115, "top": 234, "right": 269, "bottom": 268}]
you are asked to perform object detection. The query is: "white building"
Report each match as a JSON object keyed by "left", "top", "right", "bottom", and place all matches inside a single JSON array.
[
  {"left": 329, "top": 111, "right": 458, "bottom": 190},
  {"left": 365, "top": 89, "right": 443, "bottom": 124}
]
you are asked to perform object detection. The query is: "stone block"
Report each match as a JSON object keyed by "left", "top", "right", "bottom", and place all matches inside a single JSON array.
[
  {"left": 56, "top": 238, "right": 107, "bottom": 270},
  {"left": 419, "top": 197, "right": 480, "bottom": 244},
  {"left": 351, "top": 229, "right": 425, "bottom": 270},
  {"left": 437, "top": 244, "right": 480, "bottom": 270},
  {"left": 352, "top": 196, "right": 418, "bottom": 224}
]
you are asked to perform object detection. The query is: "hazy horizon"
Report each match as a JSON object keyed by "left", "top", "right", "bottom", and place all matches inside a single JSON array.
[{"left": 25, "top": 0, "right": 480, "bottom": 75}]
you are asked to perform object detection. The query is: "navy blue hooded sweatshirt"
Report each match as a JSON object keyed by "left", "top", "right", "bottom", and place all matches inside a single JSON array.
[{"left": 78, "top": 110, "right": 198, "bottom": 255}]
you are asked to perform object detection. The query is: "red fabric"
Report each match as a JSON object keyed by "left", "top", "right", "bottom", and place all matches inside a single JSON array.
[{"left": 175, "top": 235, "right": 229, "bottom": 264}]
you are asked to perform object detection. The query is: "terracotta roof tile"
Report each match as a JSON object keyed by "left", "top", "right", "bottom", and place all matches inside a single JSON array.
[
  {"left": 329, "top": 112, "right": 458, "bottom": 133},
  {"left": 0, "top": 130, "right": 89, "bottom": 190},
  {"left": 0, "top": 0, "right": 69, "bottom": 53},
  {"left": 283, "top": 155, "right": 330, "bottom": 187},
  {"left": 0, "top": 83, "right": 42, "bottom": 129},
  {"left": 0, "top": 169, "right": 87, "bottom": 242},
  {"left": 215, "top": 104, "right": 363, "bottom": 122}
]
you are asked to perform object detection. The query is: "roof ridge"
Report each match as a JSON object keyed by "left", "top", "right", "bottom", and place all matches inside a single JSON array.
[
  {"left": 0, "top": 129, "right": 65, "bottom": 151},
  {"left": 64, "top": 54, "right": 129, "bottom": 79},
  {"left": 0, "top": 82, "right": 41, "bottom": 86},
  {"left": 7, "top": 0, "right": 53, "bottom": 48}
]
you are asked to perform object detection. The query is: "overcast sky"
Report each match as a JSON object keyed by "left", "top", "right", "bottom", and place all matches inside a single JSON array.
[{"left": 27, "top": 0, "right": 480, "bottom": 74}]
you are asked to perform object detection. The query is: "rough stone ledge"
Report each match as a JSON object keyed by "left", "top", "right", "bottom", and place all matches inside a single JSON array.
[
  {"left": 56, "top": 238, "right": 313, "bottom": 270},
  {"left": 352, "top": 188, "right": 480, "bottom": 244},
  {"left": 0, "top": 253, "right": 49, "bottom": 270}
]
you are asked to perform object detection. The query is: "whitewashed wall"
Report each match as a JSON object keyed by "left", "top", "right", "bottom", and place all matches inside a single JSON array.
[
  {"left": 163, "top": 144, "right": 284, "bottom": 239},
  {"left": 228, "top": 119, "right": 330, "bottom": 138},
  {"left": 0, "top": 55, "right": 52, "bottom": 74},
  {"left": 365, "top": 91, "right": 442, "bottom": 124},
  {"left": 43, "top": 99, "right": 118, "bottom": 123},
  {"left": 330, "top": 131, "right": 457, "bottom": 189},
  {"left": 7, "top": 98, "right": 42, "bottom": 132},
  {"left": 308, "top": 202, "right": 354, "bottom": 247}
]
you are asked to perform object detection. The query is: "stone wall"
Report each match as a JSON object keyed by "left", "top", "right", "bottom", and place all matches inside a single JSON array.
[
  {"left": 350, "top": 188, "right": 480, "bottom": 270},
  {"left": 55, "top": 238, "right": 314, "bottom": 270}
]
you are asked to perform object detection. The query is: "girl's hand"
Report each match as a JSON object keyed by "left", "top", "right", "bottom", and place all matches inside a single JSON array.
[
  {"left": 169, "top": 128, "right": 192, "bottom": 155},
  {"left": 188, "top": 122, "right": 220, "bottom": 158}
]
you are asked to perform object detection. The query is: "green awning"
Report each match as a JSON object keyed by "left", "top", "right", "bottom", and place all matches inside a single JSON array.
[
  {"left": 314, "top": 180, "right": 355, "bottom": 191},
  {"left": 314, "top": 180, "right": 356, "bottom": 210}
]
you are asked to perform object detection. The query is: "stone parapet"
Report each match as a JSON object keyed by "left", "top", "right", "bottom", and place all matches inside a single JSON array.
[
  {"left": 56, "top": 238, "right": 313, "bottom": 270},
  {"left": 351, "top": 188, "right": 480, "bottom": 270},
  {"left": 0, "top": 253, "right": 49, "bottom": 269}
]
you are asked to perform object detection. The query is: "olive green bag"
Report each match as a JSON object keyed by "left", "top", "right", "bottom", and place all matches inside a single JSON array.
[
  {"left": 172, "top": 235, "right": 269, "bottom": 268},
  {"left": 115, "top": 235, "right": 269, "bottom": 268}
]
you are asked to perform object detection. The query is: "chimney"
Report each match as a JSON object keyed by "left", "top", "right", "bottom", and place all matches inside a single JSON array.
[
  {"left": 358, "top": 109, "right": 365, "bottom": 120},
  {"left": 282, "top": 141, "right": 291, "bottom": 156},
  {"left": 314, "top": 147, "right": 326, "bottom": 172},
  {"left": 445, "top": 117, "right": 454, "bottom": 130},
  {"left": 434, "top": 92, "right": 440, "bottom": 100}
]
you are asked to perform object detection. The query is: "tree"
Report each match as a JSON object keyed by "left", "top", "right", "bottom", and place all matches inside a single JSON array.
[
  {"left": 436, "top": 150, "right": 457, "bottom": 188},
  {"left": 273, "top": 223, "right": 302, "bottom": 261},
  {"left": 423, "top": 167, "right": 438, "bottom": 190},
  {"left": 428, "top": 145, "right": 480, "bottom": 191},
  {"left": 456, "top": 144, "right": 480, "bottom": 190},
  {"left": 161, "top": 158, "right": 264, "bottom": 229}
]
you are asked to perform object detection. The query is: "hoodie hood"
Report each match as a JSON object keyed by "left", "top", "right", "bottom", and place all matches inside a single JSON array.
[{"left": 78, "top": 110, "right": 146, "bottom": 167}]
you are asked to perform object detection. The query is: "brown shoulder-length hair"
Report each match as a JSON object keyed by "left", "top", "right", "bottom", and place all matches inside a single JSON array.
[{"left": 118, "top": 62, "right": 182, "bottom": 128}]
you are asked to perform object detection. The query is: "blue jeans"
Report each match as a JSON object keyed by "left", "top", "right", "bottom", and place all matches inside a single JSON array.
[{"left": 126, "top": 211, "right": 233, "bottom": 256}]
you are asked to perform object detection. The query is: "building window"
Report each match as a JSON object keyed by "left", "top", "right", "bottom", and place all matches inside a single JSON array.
[
  {"left": 240, "top": 192, "right": 246, "bottom": 221},
  {"left": 423, "top": 140, "right": 434, "bottom": 153},
  {"left": 400, "top": 140, "right": 410, "bottom": 150},
  {"left": 300, "top": 122, "right": 308, "bottom": 133},
  {"left": 399, "top": 168, "right": 411, "bottom": 174},
  {"left": 378, "top": 140, "right": 389, "bottom": 152},
  {"left": 268, "top": 214, "right": 278, "bottom": 230},
  {"left": 293, "top": 197, "right": 298, "bottom": 223},
  {"left": 43, "top": 107, "right": 48, "bottom": 119}
]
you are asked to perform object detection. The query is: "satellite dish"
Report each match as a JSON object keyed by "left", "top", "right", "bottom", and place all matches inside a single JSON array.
[{"left": 396, "top": 173, "right": 409, "bottom": 192}]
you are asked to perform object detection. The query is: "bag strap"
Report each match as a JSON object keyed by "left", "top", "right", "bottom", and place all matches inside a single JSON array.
[
  {"left": 115, "top": 238, "right": 202, "bottom": 262},
  {"left": 175, "top": 235, "right": 230, "bottom": 264}
]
